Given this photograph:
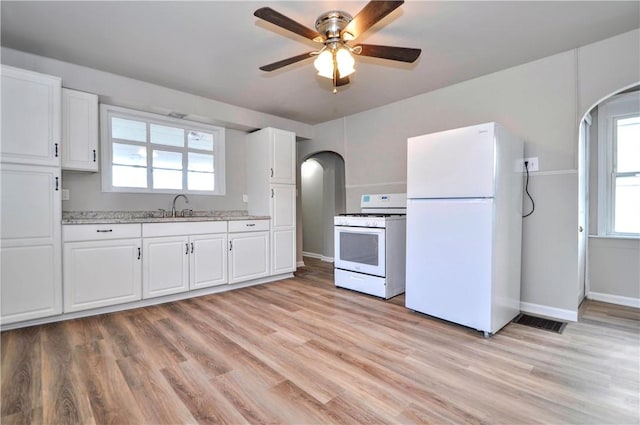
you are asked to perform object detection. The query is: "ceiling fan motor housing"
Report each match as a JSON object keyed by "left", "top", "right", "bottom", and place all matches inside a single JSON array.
[{"left": 315, "top": 11, "right": 353, "bottom": 41}]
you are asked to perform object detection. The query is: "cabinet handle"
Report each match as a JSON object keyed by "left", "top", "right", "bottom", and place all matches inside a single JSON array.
[
  {"left": 246, "top": 223, "right": 255, "bottom": 227},
  {"left": 93, "top": 149, "right": 97, "bottom": 162},
  {"left": 55, "top": 177, "right": 59, "bottom": 191},
  {"left": 137, "top": 247, "right": 141, "bottom": 260},
  {"left": 271, "top": 189, "right": 274, "bottom": 198},
  {"left": 96, "top": 229, "right": 113, "bottom": 233},
  {"left": 185, "top": 243, "right": 189, "bottom": 255},
  {"left": 54, "top": 143, "right": 59, "bottom": 157},
  {"left": 229, "top": 241, "right": 233, "bottom": 251},
  {"left": 191, "top": 242, "right": 194, "bottom": 254},
  {"left": 270, "top": 167, "right": 273, "bottom": 178}
]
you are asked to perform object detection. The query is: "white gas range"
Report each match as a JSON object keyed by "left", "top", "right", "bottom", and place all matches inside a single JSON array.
[{"left": 333, "top": 193, "right": 407, "bottom": 299}]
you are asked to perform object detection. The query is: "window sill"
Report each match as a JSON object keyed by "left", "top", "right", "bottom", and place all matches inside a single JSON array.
[{"left": 589, "top": 234, "right": 640, "bottom": 241}]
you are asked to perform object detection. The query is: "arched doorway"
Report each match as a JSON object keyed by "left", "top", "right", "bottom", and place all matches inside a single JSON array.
[
  {"left": 580, "top": 84, "right": 639, "bottom": 308},
  {"left": 300, "top": 151, "right": 346, "bottom": 262}
]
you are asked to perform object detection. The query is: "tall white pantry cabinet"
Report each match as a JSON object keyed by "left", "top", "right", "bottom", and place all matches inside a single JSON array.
[
  {"left": 1, "top": 65, "right": 63, "bottom": 325},
  {"left": 246, "top": 127, "right": 297, "bottom": 275}
]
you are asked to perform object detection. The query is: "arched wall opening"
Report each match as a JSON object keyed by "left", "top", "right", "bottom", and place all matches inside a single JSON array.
[
  {"left": 579, "top": 83, "right": 640, "bottom": 308},
  {"left": 300, "top": 151, "right": 346, "bottom": 262}
]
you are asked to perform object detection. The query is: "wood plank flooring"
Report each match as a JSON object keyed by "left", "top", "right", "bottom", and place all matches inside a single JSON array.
[{"left": 2, "top": 257, "right": 639, "bottom": 424}]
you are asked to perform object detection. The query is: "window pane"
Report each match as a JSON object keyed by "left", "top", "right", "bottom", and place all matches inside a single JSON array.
[
  {"left": 188, "top": 171, "right": 214, "bottom": 191},
  {"left": 188, "top": 152, "right": 214, "bottom": 172},
  {"left": 113, "top": 143, "right": 147, "bottom": 166},
  {"left": 112, "top": 117, "right": 146, "bottom": 142},
  {"left": 151, "top": 124, "right": 184, "bottom": 147},
  {"left": 153, "top": 150, "right": 182, "bottom": 170},
  {"left": 113, "top": 165, "right": 147, "bottom": 188},
  {"left": 188, "top": 131, "right": 214, "bottom": 151},
  {"left": 153, "top": 169, "right": 182, "bottom": 190},
  {"left": 617, "top": 116, "right": 640, "bottom": 173},
  {"left": 614, "top": 175, "right": 640, "bottom": 234}
]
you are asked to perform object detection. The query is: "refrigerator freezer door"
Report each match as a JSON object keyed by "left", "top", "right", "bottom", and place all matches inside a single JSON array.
[
  {"left": 405, "top": 198, "right": 493, "bottom": 332},
  {"left": 407, "top": 123, "right": 495, "bottom": 199}
]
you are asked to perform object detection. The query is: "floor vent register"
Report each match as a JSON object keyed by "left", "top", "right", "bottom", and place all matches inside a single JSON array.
[{"left": 512, "top": 313, "right": 567, "bottom": 334}]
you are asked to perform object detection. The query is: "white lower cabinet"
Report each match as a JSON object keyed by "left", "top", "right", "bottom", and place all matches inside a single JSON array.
[
  {"left": 190, "top": 233, "right": 227, "bottom": 290},
  {"left": 64, "top": 239, "right": 142, "bottom": 312},
  {"left": 143, "top": 236, "right": 190, "bottom": 299},
  {"left": 141, "top": 222, "right": 228, "bottom": 299},
  {"left": 62, "top": 224, "right": 142, "bottom": 313},
  {"left": 228, "top": 220, "right": 270, "bottom": 284}
]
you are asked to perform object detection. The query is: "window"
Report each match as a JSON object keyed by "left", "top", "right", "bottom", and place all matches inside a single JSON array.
[
  {"left": 597, "top": 91, "right": 640, "bottom": 236},
  {"left": 101, "top": 105, "right": 225, "bottom": 195}
]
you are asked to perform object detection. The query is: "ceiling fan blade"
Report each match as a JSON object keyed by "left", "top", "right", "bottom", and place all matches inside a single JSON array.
[
  {"left": 341, "top": 1, "right": 404, "bottom": 40},
  {"left": 336, "top": 76, "right": 350, "bottom": 86},
  {"left": 254, "top": 7, "right": 324, "bottom": 42},
  {"left": 353, "top": 44, "right": 421, "bottom": 63},
  {"left": 259, "top": 52, "right": 316, "bottom": 72}
]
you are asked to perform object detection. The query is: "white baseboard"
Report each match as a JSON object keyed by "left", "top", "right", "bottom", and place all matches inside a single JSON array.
[
  {"left": 520, "top": 301, "right": 578, "bottom": 322},
  {"left": 587, "top": 292, "right": 640, "bottom": 308},
  {"left": 302, "top": 252, "right": 334, "bottom": 263}
]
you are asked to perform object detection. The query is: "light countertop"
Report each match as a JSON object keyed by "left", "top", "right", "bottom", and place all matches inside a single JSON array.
[{"left": 62, "top": 210, "right": 270, "bottom": 225}]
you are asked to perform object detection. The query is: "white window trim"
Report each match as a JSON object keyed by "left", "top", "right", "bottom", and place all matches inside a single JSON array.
[
  {"left": 597, "top": 91, "right": 640, "bottom": 237},
  {"left": 100, "top": 104, "right": 225, "bottom": 195}
]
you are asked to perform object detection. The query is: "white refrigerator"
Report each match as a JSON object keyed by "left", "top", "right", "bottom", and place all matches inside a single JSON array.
[{"left": 405, "top": 122, "right": 524, "bottom": 336}]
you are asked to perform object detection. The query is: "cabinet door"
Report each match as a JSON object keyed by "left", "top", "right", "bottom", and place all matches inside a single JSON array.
[
  {"left": 271, "top": 184, "right": 296, "bottom": 229},
  {"left": 270, "top": 184, "right": 296, "bottom": 275},
  {"left": 1, "top": 245, "right": 61, "bottom": 324},
  {"left": 228, "top": 232, "right": 269, "bottom": 284},
  {"left": 1, "top": 65, "right": 61, "bottom": 166},
  {"left": 62, "top": 88, "right": 98, "bottom": 171},
  {"left": 272, "top": 228, "right": 296, "bottom": 275},
  {"left": 63, "top": 239, "right": 142, "bottom": 312},
  {"left": 190, "top": 234, "right": 227, "bottom": 290},
  {"left": 143, "top": 236, "right": 189, "bottom": 298},
  {"left": 270, "top": 128, "right": 295, "bottom": 184},
  {"left": 1, "top": 164, "right": 61, "bottom": 325}
]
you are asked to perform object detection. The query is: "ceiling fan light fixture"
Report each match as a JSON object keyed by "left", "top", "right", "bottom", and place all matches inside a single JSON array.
[
  {"left": 336, "top": 47, "right": 355, "bottom": 78},
  {"left": 314, "top": 49, "right": 334, "bottom": 79}
]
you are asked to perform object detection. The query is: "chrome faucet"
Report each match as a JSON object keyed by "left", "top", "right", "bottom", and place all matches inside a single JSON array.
[{"left": 171, "top": 194, "right": 189, "bottom": 217}]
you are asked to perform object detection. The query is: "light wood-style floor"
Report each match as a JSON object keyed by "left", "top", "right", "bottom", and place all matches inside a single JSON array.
[{"left": 2, "top": 257, "right": 639, "bottom": 424}]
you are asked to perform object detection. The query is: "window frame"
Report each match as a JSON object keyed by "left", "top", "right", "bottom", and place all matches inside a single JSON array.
[
  {"left": 100, "top": 104, "right": 225, "bottom": 195},
  {"left": 597, "top": 91, "right": 640, "bottom": 237}
]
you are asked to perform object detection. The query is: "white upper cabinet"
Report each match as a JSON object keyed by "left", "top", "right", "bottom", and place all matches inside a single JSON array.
[
  {"left": 1, "top": 65, "right": 61, "bottom": 166},
  {"left": 62, "top": 88, "right": 99, "bottom": 171},
  {"left": 270, "top": 128, "right": 296, "bottom": 184},
  {"left": 247, "top": 127, "right": 296, "bottom": 189}
]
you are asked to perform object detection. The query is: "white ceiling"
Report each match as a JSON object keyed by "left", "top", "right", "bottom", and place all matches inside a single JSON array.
[{"left": 2, "top": 1, "right": 639, "bottom": 125}]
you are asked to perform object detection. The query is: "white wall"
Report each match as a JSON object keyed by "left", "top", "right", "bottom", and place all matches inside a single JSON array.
[{"left": 307, "top": 29, "right": 640, "bottom": 319}]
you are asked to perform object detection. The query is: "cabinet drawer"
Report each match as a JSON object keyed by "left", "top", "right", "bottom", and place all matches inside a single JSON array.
[
  {"left": 142, "top": 221, "right": 227, "bottom": 238},
  {"left": 228, "top": 220, "right": 269, "bottom": 233},
  {"left": 63, "top": 224, "right": 141, "bottom": 241}
]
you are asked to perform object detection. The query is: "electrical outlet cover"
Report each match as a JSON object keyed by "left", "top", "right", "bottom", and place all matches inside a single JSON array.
[{"left": 524, "top": 157, "right": 539, "bottom": 172}]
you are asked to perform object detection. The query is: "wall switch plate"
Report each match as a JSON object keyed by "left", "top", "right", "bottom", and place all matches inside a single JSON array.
[
  {"left": 242, "top": 194, "right": 248, "bottom": 203},
  {"left": 524, "top": 157, "right": 539, "bottom": 172},
  {"left": 61, "top": 189, "right": 70, "bottom": 201}
]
